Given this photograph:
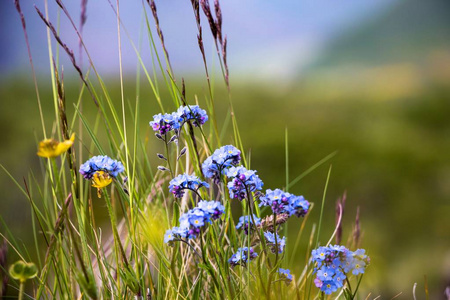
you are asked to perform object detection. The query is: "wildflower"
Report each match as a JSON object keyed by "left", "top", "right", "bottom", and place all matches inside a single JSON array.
[
  {"left": 264, "top": 231, "right": 286, "bottom": 254},
  {"left": 278, "top": 268, "right": 293, "bottom": 284},
  {"left": 228, "top": 247, "right": 258, "bottom": 267},
  {"left": 79, "top": 155, "right": 125, "bottom": 180},
  {"left": 321, "top": 281, "right": 339, "bottom": 294},
  {"left": 236, "top": 214, "right": 261, "bottom": 235},
  {"left": 202, "top": 145, "right": 241, "bottom": 183},
  {"left": 149, "top": 112, "right": 182, "bottom": 135},
  {"left": 92, "top": 171, "right": 113, "bottom": 197},
  {"left": 37, "top": 133, "right": 75, "bottom": 158},
  {"left": 164, "top": 229, "right": 175, "bottom": 244},
  {"left": 177, "top": 105, "right": 208, "bottom": 127},
  {"left": 197, "top": 200, "right": 225, "bottom": 220},
  {"left": 259, "top": 189, "right": 309, "bottom": 217},
  {"left": 169, "top": 173, "right": 209, "bottom": 198},
  {"left": 80, "top": 155, "right": 125, "bottom": 197},
  {"left": 164, "top": 227, "right": 189, "bottom": 246},
  {"left": 226, "top": 166, "right": 263, "bottom": 201},
  {"left": 311, "top": 245, "right": 370, "bottom": 294},
  {"left": 164, "top": 200, "right": 224, "bottom": 244}
]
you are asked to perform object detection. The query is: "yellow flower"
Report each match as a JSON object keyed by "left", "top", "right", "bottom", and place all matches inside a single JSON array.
[
  {"left": 37, "top": 133, "right": 75, "bottom": 158},
  {"left": 92, "top": 171, "right": 112, "bottom": 197}
]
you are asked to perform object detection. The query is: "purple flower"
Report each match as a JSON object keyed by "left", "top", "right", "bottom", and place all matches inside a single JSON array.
[
  {"left": 202, "top": 145, "right": 241, "bottom": 183},
  {"left": 177, "top": 105, "right": 208, "bottom": 127},
  {"left": 150, "top": 112, "right": 182, "bottom": 135},
  {"left": 169, "top": 173, "right": 209, "bottom": 198},
  {"left": 259, "top": 189, "right": 309, "bottom": 217},
  {"left": 226, "top": 166, "right": 263, "bottom": 201},
  {"left": 236, "top": 215, "right": 261, "bottom": 235},
  {"left": 228, "top": 247, "right": 258, "bottom": 267}
]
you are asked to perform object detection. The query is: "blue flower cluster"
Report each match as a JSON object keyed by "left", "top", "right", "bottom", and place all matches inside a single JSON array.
[
  {"left": 177, "top": 105, "right": 208, "bottom": 127},
  {"left": 149, "top": 112, "right": 182, "bottom": 135},
  {"left": 79, "top": 155, "right": 125, "bottom": 179},
  {"left": 278, "top": 268, "right": 293, "bottom": 284},
  {"left": 264, "top": 231, "right": 286, "bottom": 254},
  {"left": 311, "top": 245, "right": 370, "bottom": 294},
  {"left": 169, "top": 174, "right": 209, "bottom": 198},
  {"left": 259, "top": 189, "right": 310, "bottom": 217},
  {"left": 226, "top": 166, "right": 263, "bottom": 201},
  {"left": 202, "top": 145, "right": 241, "bottom": 182},
  {"left": 164, "top": 200, "right": 225, "bottom": 244},
  {"left": 228, "top": 247, "right": 258, "bottom": 267},
  {"left": 235, "top": 214, "right": 261, "bottom": 235},
  {"left": 150, "top": 105, "right": 208, "bottom": 135}
]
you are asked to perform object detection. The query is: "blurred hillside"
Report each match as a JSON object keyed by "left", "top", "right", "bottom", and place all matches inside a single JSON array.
[{"left": 301, "top": 0, "right": 450, "bottom": 102}]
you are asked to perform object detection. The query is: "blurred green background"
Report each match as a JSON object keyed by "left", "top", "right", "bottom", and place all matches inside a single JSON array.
[{"left": 1, "top": 0, "right": 450, "bottom": 298}]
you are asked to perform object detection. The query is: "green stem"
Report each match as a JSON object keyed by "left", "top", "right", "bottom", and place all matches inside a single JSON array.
[
  {"left": 345, "top": 277, "right": 353, "bottom": 295},
  {"left": 352, "top": 274, "right": 364, "bottom": 299},
  {"left": 18, "top": 281, "right": 24, "bottom": 300},
  {"left": 104, "top": 191, "right": 129, "bottom": 267}
]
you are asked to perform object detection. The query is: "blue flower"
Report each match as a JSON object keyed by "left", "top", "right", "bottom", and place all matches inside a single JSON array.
[
  {"left": 171, "top": 226, "right": 188, "bottom": 238},
  {"left": 165, "top": 201, "right": 224, "bottom": 243},
  {"left": 264, "top": 231, "right": 286, "bottom": 254},
  {"left": 169, "top": 173, "right": 209, "bottom": 198},
  {"left": 311, "top": 245, "right": 370, "bottom": 294},
  {"left": 164, "top": 229, "right": 175, "bottom": 244},
  {"left": 317, "top": 267, "right": 335, "bottom": 281},
  {"left": 236, "top": 214, "right": 261, "bottom": 235},
  {"left": 287, "top": 195, "right": 310, "bottom": 217},
  {"left": 226, "top": 166, "right": 263, "bottom": 201},
  {"left": 149, "top": 112, "right": 182, "bottom": 135},
  {"left": 202, "top": 145, "right": 241, "bottom": 182},
  {"left": 198, "top": 200, "right": 225, "bottom": 220},
  {"left": 259, "top": 189, "right": 309, "bottom": 217},
  {"left": 228, "top": 247, "right": 258, "bottom": 267},
  {"left": 278, "top": 268, "right": 293, "bottom": 284},
  {"left": 163, "top": 226, "right": 188, "bottom": 245},
  {"left": 177, "top": 105, "right": 208, "bottom": 127},
  {"left": 321, "top": 281, "right": 339, "bottom": 294},
  {"left": 79, "top": 155, "right": 125, "bottom": 179}
]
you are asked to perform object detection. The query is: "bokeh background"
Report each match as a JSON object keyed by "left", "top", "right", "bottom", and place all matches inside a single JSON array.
[{"left": 1, "top": 0, "right": 450, "bottom": 298}]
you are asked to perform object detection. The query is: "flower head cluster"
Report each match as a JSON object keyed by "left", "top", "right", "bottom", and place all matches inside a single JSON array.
[
  {"left": 236, "top": 214, "right": 261, "bottom": 235},
  {"left": 226, "top": 166, "right": 263, "bottom": 201},
  {"left": 259, "top": 189, "right": 309, "bottom": 217},
  {"left": 169, "top": 173, "right": 209, "bottom": 198},
  {"left": 311, "top": 245, "right": 370, "bottom": 294},
  {"left": 164, "top": 200, "right": 225, "bottom": 245},
  {"left": 198, "top": 200, "right": 225, "bottom": 220},
  {"left": 177, "top": 105, "right": 208, "bottom": 127},
  {"left": 79, "top": 155, "right": 125, "bottom": 180},
  {"left": 278, "top": 268, "right": 293, "bottom": 284},
  {"left": 150, "top": 105, "right": 208, "bottom": 136},
  {"left": 202, "top": 145, "right": 241, "bottom": 182},
  {"left": 264, "top": 231, "right": 286, "bottom": 254},
  {"left": 149, "top": 113, "right": 182, "bottom": 135},
  {"left": 228, "top": 247, "right": 258, "bottom": 267}
]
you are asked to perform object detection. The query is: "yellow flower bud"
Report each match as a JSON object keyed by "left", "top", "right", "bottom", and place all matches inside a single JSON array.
[
  {"left": 92, "top": 171, "right": 112, "bottom": 197},
  {"left": 37, "top": 133, "right": 75, "bottom": 158}
]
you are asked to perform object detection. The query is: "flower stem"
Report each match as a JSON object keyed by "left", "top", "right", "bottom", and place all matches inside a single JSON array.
[{"left": 18, "top": 281, "right": 24, "bottom": 300}]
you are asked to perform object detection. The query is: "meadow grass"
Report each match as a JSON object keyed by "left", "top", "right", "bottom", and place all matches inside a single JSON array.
[{"left": 0, "top": 0, "right": 377, "bottom": 299}]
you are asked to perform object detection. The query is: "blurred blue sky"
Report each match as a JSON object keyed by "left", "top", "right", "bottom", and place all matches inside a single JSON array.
[{"left": 1, "top": 0, "right": 396, "bottom": 79}]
